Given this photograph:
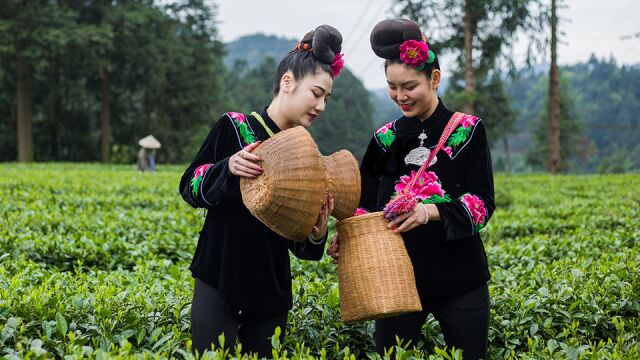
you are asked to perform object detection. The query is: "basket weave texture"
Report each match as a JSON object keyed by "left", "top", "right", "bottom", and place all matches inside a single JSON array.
[
  {"left": 240, "top": 127, "right": 326, "bottom": 242},
  {"left": 322, "top": 150, "right": 361, "bottom": 220},
  {"left": 336, "top": 211, "right": 423, "bottom": 323}
]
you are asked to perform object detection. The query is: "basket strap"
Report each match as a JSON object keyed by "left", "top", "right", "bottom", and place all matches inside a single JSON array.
[
  {"left": 251, "top": 111, "right": 275, "bottom": 138},
  {"left": 406, "top": 112, "right": 464, "bottom": 189}
]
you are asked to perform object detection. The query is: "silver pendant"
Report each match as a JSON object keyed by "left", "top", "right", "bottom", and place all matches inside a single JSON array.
[{"left": 405, "top": 131, "right": 437, "bottom": 166}]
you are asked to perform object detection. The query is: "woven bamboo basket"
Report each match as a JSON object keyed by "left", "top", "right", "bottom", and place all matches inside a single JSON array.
[
  {"left": 322, "top": 150, "right": 361, "bottom": 220},
  {"left": 336, "top": 211, "right": 422, "bottom": 323},
  {"left": 240, "top": 126, "right": 326, "bottom": 242}
]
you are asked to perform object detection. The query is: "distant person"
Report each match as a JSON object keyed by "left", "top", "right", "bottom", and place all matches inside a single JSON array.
[
  {"left": 137, "top": 135, "right": 161, "bottom": 172},
  {"left": 136, "top": 148, "right": 149, "bottom": 171},
  {"left": 179, "top": 25, "right": 344, "bottom": 357},
  {"left": 328, "top": 19, "right": 495, "bottom": 359}
]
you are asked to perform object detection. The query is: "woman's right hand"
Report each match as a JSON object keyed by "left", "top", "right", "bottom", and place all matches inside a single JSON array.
[
  {"left": 327, "top": 234, "right": 340, "bottom": 264},
  {"left": 228, "top": 141, "right": 263, "bottom": 178}
]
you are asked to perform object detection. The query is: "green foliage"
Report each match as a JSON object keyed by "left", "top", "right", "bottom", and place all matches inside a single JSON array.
[
  {"left": 524, "top": 71, "right": 584, "bottom": 172},
  {"left": 0, "top": 164, "right": 638, "bottom": 359},
  {"left": 0, "top": 1, "right": 230, "bottom": 163},
  {"left": 506, "top": 58, "right": 640, "bottom": 172}
]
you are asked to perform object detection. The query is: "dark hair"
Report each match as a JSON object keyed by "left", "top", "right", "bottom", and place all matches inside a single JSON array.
[
  {"left": 273, "top": 25, "right": 342, "bottom": 96},
  {"left": 370, "top": 19, "right": 440, "bottom": 78}
]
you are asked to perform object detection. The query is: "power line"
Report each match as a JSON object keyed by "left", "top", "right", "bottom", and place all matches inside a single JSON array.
[{"left": 345, "top": 0, "right": 390, "bottom": 56}]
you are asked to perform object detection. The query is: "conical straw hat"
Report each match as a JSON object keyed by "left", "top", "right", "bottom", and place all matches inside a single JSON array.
[
  {"left": 322, "top": 150, "right": 361, "bottom": 220},
  {"left": 138, "top": 135, "right": 161, "bottom": 149},
  {"left": 240, "top": 126, "right": 327, "bottom": 242}
]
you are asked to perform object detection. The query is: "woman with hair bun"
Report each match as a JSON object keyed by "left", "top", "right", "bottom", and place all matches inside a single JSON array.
[
  {"left": 179, "top": 25, "right": 344, "bottom": 357},
  {"left": 328, "top": 19, "right": 494, "bottom": 359}
]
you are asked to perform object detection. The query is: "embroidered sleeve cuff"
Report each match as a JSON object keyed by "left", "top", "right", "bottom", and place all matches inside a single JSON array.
[{"left": 460, "top": 193, "right": 488, "bottom": 233}]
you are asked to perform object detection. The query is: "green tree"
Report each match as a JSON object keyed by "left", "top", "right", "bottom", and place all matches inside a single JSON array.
[
  {"left": 394, "top": 0, "right": 544, "bottom": 114},
  {"left": 525, "top": 72, "right": 583, "bottom": 172},
  {"left": 0, "top": 1, "right": 79, "bottom": 162}
]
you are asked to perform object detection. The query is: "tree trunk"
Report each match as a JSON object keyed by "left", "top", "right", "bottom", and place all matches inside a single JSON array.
[
  {"left": 548, "top": 0, "right": 561, "bottom": 173},
  {"left": 49, "top": 60, "right": 60, "bottom": 160},
  {"left": 503, "top": 136, "right": 512, "bottom": 173},
  {"left": 16, "top": 53, "right": 33, "bottom": 162},
  {"left": 100, "top": 68, "right": 111, "bottom": 162},
  {"left": 463, "top": 0, "right": 475, "bottom": 114}
]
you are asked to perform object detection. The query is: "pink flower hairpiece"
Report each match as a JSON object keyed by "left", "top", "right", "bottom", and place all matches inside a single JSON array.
[
  {"left": 330, "top": 53, "right": 344, "bottom": 77},
  {"left": 399, "top": 39, "right": 435, "bottom": 71}
]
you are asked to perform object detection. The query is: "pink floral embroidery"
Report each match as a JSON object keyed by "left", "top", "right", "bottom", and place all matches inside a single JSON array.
[
  {"left": 461, "top": 194, "right": 487, "bottom": 225},
  {"left": 376, "top": 122, "right": 392, "bottom": 134},
  {"left": 460, "top": 114, "right": 479, "bottom": 129},
  {"left": 331, "top": 53, "right": 344, "bottom": 77},
  {"left": 191, "top": 163, "right": 213, "bottom": 197},
  {"left": 375, "top": 122, "right": 396, "bottom": 148},
  {"left": 443, "top": 146, "right": 453, "bottom": 158},
  {"left": 354, "top": 207, "right": 369, "bottom": 216},
  {"left": 228, "top": 112, "right": 246, "bottom": 123},
  {"left": 394, "top": 170, "right": 445, "bottom": 201},
  {"left": 399, "top": 40, "right": 429, "bottom": 67}
]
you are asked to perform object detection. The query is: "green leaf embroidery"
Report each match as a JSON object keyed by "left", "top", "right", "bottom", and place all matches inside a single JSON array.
[
  {"left": 423, "top": 194, "right": 452, "bottom": 204},
  {"left": 447, "top": 126, "right": 471, "bottom": 147},
  {"left": 190, "top": 175, "right": 203, "bottom": 197},
  {"left": 474, "top": 223, "right": 485, "bottom": 233},
  {"left": 377, "top": 130, "right": 396, "bottom": 147},
  {"left": 236, "top": 121, "right": 256, "bottom": 145}
]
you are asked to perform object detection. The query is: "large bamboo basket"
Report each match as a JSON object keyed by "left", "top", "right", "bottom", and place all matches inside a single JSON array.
[
  {"left": 336, "top": 211, "right": 422, "bottom": 323},
  {"left": 240, "top": 127, "right": 326, "bottom": 242},
  {"left": 322, "top": 150, "right": 361, "bottom": 220}
]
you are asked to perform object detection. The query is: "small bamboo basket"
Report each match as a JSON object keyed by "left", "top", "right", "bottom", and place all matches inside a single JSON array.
[
  {"left": 336, "top": 211, "right": 422, "bottom": 323},
  {"left": 322, "top": 150, "right": 361, "bottom": 220}
]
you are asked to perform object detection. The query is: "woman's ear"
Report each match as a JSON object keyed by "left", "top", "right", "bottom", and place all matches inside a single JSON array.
[
  {"left": 280, "top": 71, "right": 294, "bottom": 94},
  {"left": 431, "top": 69, "right": 441, "bottom": 90}
]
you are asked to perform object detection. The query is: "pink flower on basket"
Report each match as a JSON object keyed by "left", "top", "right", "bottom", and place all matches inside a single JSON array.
[
  {"left": 461, "top": 194, "right": 487, "bottom": 225},
  {"left": 399, "top": 40, "right": 429, "bottom": 67},
  {"left": 330, "top": 53, "right": 344, "bottom": 77},
  {"left": 353, "top": 207, "right": 369, "bottom": 216},
  {"left": 460, "top": 114, "right": 479, "bottom": 128},
  {"left": 395, "top": 170, "right": 444, "bottom": 201},
  {"left": 228, "top": 112, "right": 246, "bottom": 123}
]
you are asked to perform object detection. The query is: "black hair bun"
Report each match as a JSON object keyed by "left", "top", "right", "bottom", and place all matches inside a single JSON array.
[
  {"left": 370, "top": 19, "right": 422, "bottom": 59},
  {"left": 300, "top": 25, "right": 342, "bottom": 64}
]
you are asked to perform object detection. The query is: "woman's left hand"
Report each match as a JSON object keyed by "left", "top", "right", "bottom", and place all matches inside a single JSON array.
[
  {"left": 310, "top": 193, "right": 334, "bottom": 241},
  {"left": 387, "top": 202, "right": 429, "bottom": 233}
]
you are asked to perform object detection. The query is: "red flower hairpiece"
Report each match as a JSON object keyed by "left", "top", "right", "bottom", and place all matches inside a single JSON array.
[
  {"left": 330, "top": 53, "right": 344, "bottom": 78},
  {"left": 400, "top": 40, "right": 429, "bottom": 67}
]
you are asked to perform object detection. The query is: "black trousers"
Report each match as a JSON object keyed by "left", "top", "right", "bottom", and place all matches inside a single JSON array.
[
  {"left": 191, "top": 278, "right": 288, "bottom": 357},
  {"left": 376, "top": 284, "right": 490, "bottom": 360}
]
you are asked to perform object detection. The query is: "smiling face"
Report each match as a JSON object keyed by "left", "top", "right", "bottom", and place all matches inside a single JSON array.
[
  {"left": 385, "top": 63, "right": 441, "bottom": 120},
  {"left": 279, "top": 69, "right": 333, "bottom": 128}
]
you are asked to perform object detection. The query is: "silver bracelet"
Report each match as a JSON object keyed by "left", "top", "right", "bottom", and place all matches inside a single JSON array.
[{"left": 420, "top": 203, "right": 430, "bottom": 225}]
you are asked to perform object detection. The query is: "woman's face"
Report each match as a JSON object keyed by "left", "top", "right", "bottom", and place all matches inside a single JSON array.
[
  {"left": 386, "top": 63, "right": 440, "bottom": 120},
  {"left": 281, "top": 70, "right": 333, "bottom": 128}
]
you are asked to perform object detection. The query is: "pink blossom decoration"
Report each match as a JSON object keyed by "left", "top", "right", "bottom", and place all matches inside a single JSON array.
[
  {"left": 330, "top": 53, "right": 344, "bottom": 78},
  {"left": 460, "top": 114, "right": 479, "bottom": 128},
  {"left": 399, "top": 40, "right": 429, "bottom": 67},
  {"left": 228, "top": 112, "right": 246, "bottom": 123},
  {"left": 193, "top": 163, "right": 212, "bottom": 178},
  {"left": 461, "top": 194, "right": 487, "bottom": 225},
  {"left": 376, "top": 122, "right": 393, "bottom": 134},
  {"left": 353, "top": 207, "right": 369, "bottom": 216},
  {"left": 443, "top": 146, "right": 453, "bottom": 158},
  {"left": 394, "top": 170, "right": 444, "bottom": 201}
]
